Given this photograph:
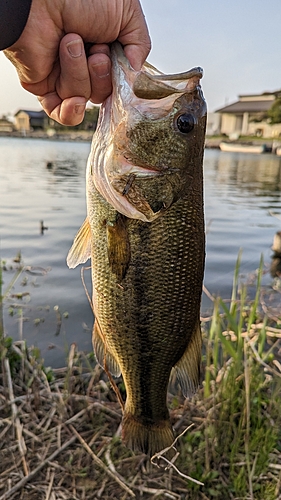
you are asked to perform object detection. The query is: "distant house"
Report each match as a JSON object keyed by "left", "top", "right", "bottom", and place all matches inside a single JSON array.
[
  {"left": 206, "top": 112, "right": 221, "bottom": 136},
  {"left": 0, "top": 117, "right": 14, "bottom": 132},
  {"left": 215, "top": 91, "right": 281, "bottom": 138},
  {"left": 14, "top": 109, "right": 48, "bottom": 131}
]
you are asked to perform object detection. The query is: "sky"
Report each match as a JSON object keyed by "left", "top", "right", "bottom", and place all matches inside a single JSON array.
[{"left": 0, "top": 0, "right": 281, "bottom": 117}]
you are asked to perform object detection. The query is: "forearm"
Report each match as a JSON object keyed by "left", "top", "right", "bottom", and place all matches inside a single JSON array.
[{"left": 0, "top": 0, "right": 32, "bottom": 50}]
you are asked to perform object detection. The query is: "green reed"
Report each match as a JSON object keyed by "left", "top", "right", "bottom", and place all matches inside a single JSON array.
[{"left": 180, "top": 253, "right": 281, "bottom": 499}]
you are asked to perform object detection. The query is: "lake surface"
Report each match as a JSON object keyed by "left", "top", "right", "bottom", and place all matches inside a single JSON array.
[{"left": 1, "top": 137, "right": 281, "bottom": 366}]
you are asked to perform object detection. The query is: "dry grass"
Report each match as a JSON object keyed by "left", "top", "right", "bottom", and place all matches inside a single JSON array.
[
  {"left": 1, "top": 328, "right": 281, "bottom": 500},
  {"left": 0, "top": 340, "right": 210, "bottom": 500}
]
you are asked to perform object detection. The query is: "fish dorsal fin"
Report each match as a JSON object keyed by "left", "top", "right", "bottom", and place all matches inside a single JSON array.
[
  {"left": 66, "top": 218, "right": 91, "bottom": 269},
  {"left": 172, "top": 321, "right": 202, "bottom": 397},
  {"left": 93, "top": 321, "right": 121, "bottom": 377}
]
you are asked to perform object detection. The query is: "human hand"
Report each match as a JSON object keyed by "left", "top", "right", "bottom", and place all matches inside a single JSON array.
[{"left": 4, "top": 0, "right": 151, "bottom": 125}]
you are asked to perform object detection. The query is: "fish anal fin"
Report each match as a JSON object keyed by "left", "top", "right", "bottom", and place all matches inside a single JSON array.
[
  {"left": 106, "top": 214, "right": 131, "bottom": 281},
  {"left": 66, "top": 217, "right": 91, "bottom": 269},
  {"left": 173, "top": 321, "right": 202, "bottom": 397},
  {"left": 122, "top": 412, "right": 175, "bottom": 458},
  {"left": 92, "top": 321, "right": 121, "bottom": 377}
]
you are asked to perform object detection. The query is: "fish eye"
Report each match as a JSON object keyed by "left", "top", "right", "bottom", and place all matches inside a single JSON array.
[{"left": 176, "top": 113, "right": 195, "bottom": 134}]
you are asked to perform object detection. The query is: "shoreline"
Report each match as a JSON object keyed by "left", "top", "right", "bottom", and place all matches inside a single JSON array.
[
  {"left": 0, "top": 131, "right": 277, "bottom": 149},
  {"left": 0, "top": 130, "right": 94, "bottom": 142}
]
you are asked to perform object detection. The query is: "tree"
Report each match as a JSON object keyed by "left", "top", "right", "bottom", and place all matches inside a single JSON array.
[{"left": 267, "top": 98, "right": 281, "bottom": 124}]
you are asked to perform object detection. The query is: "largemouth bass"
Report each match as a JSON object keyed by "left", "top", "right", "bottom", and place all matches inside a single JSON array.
[{"left": 67, "top": 42, "right": 207, "bottom": 457}]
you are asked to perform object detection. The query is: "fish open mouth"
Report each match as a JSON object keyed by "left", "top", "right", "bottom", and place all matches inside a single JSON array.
[{"left": 133, "top": 66, "right": 203, "bottom": 99}]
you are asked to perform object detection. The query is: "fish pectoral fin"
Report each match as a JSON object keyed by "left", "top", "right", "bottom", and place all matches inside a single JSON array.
[
  {"left": 93, "top": 321, "right": 121, "bottom": 377},
  {"left": 66, "top": 217, "right": 91, "bottom": 269},
  {"left": 106, "top": 214, "right": 131, "bottom": 280},
  {"left": 173, "top": 321, "right": 202, "bottom": 397}
]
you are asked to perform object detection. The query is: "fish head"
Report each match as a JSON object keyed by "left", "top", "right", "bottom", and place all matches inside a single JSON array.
[{"left": 90, "top": 42, "right": 207, "bottom": 222}]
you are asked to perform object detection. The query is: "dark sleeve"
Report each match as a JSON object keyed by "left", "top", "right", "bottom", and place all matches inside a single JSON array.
[{"left": 0, "top": 0, "right": 32, "bottom": 50}]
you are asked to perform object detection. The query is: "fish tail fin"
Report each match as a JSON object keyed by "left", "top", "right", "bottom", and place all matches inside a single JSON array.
[{"left": 122, "top": 413, "right": 174, "bottom": 458}]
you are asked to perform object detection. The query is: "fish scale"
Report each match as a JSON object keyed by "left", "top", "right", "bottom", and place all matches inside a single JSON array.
[{"left": 67, "top": 42, "right": 207, "bottom": 457}]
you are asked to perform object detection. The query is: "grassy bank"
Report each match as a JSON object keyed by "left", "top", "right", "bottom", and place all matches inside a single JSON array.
[{"left": 0, "top": 256, "right": 281, "bottom": 500}]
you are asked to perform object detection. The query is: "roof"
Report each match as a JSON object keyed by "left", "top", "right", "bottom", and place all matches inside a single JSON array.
[
  {"left": 15, "top": 109, "right": 47, "bottom": 118},
  {"left": 0, "top": 118, "right": 12, "bottom": 124},
  {"left": 238, "top": 90, "right": 281, "bottom": 99},
  {"left": 216, "top": 99, "right": 275, "bottom": 114}
]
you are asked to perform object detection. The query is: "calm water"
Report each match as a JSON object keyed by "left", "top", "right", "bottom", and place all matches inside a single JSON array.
[{"left": 1, "top": 137, "right": 281, "bottom": 366}]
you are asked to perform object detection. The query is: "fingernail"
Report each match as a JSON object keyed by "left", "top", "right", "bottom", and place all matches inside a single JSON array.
[
  {"left": 75, "top": 104, "right": 86, "bottom": 115},
  {"left": 91, "top": 61, "right": 110, "bottom": 78},
  {"left": 66, "top": 40, "right": 83, "bottom": 58}
]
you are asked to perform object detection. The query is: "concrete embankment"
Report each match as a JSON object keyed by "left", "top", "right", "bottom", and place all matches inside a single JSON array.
[{"left": 205, "top": 136, "right": 276, "bottom": 151}]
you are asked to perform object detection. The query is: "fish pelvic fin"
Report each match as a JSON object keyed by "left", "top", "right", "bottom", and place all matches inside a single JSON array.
[
  {"left": 173, "top": 320, "right": 202, "bottom": 397},
  {"left": 92, "top": 321, "right": 121, "bottom": 377},
  {"left": 66, "top": 217, "right": 91, "bottom": 269},
  {"left": 122, "top": 413, "right": 174, "bottom": 458}
]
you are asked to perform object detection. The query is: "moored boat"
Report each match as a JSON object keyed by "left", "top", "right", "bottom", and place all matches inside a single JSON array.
[{"left": 219, "top": 141, "right": 266, "bottom": 154}]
